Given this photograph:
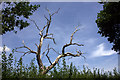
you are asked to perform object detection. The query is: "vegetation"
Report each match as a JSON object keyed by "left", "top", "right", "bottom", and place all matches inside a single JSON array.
[
  {"left": 1, "top": 2, "right": 40, "bottom": 34},
  {"left": 96, "top": 1, "right": 120, "bottom": 53},
  {"left": 1, "top": 2, "right": 120, "bottom": 79},
  {"left": 1, "top": 48, "right": 120, "bottom": 79}
]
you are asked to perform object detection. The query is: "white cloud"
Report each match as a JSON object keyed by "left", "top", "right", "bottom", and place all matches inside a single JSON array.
[
  {"left": 0, "top": 46, "right": 10, "bottom": 52},
  {"left": 90, "top": 43, "right": 117, "bottom": 58}
]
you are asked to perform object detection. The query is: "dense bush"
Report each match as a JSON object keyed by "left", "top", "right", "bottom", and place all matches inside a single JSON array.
[{"left": 1, "top": 48, "right": 120, "bottom": 79}]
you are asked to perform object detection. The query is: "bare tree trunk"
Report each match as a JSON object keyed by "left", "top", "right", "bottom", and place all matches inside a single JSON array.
[
  {"left": 36, "top": 54, "right": 44, "bottom": 70},
  {"left": 42, "top": 55, "right": 63, "bottom": 74},
  {"left": 37, "top": 36, "right": 44, "bottom": 70}
]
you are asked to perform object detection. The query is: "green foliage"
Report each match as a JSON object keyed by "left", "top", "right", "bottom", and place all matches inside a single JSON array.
[
  {"left": 28, "top": 58, "right": 37, "bottom": 78},
  {"left": 1, "top": 50, "right": 120, "bottom": 79},
  {"left": 2, "top": 45, "right": 8, "bottom": 78},
  {"left": 69, "top": 62, "right": 73, "bottom": 78},
  {"left": 1, "top": 2, "right": 40, "bottom": 34},
  {"left": 62, "top": 58, "right": 68, "bottom": 77},
  {"left": 96, "top": 2, "right": 120, "bottom": 53}
]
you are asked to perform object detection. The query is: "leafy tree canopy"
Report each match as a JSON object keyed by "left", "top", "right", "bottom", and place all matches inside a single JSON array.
[
  {"left": 96, "top": 2, "right": 120, "bottom": 53},
  {"left": 1, "top": 2, "right": 40, "bottom": 34}
]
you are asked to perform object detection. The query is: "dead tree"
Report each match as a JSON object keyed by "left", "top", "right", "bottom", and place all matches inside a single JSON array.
[{"left": 15, "top": 8, "right": 84, "bottom": 75}]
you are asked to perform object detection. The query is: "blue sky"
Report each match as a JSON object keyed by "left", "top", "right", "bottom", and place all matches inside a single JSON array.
[{"left": 1, "top": 2, "right": 118, "bottom": 72}]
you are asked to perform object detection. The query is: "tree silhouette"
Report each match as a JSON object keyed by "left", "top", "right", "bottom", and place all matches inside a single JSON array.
[
  {"left": 1, "top": 2, "right": 40, "bottom": 35},
  {"left": 96, "top": 2, "right": 120, "bottom": 53}
]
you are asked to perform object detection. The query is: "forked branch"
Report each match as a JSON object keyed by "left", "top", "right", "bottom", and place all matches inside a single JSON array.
[
  {"left": 44, "top": 8, "right": 60, "bottom": 38},
  {"left": 15, "top": 41, "right": 37, "bottom": 58},
  {"left": 42, "top": 27, "right": 84, "bottom": 75},
  {"left": 46, "top": 44, "right": 52, "bottom": 65},
  {"left": 62, "top": 27, "right": 84, "bottom": 54},
  {"left": 45, "top": 37, "right": 56, "bottom": 44},
  {"left": 42, "top": 50, "right": 83, "bottom": 74},
  {"left": 41, "top": 46, "right": 60, "bottom": 59}
]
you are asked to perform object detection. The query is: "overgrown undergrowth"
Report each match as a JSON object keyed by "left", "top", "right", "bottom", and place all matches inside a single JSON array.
[{"left": 1, "top": 49, "right": 120, "bottom": 79}]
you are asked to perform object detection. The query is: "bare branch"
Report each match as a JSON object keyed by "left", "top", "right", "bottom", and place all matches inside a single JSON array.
[
  {"left": 15, "top": 49, "right": 31, "bottom": 58},
  {"left": 24, "top": 45, "right": 37, "bottom": 54},
  {"left": 47, "top": 33, "right": 53, "bottom": 37},
  {"left": 46, "top": 18, "right": 51, "bottom": 35},
  {"left": 46, "top": 8, "right": 51, "bottom": 16},
  {"left": 41, "top": 48, "right": 48, "bottom": 58},
  {"left": 29, "top": 18, "right": 40, "bottom": 31},
  {"left": 70, "top": 27, "right": 80, "bottom": 44},
  {"left": 42, "top": 51, "right": 83, "bottom": 74},
  {"left": 45, "top": 37, "right": 56, "bottom": 44},
  {"left": 42, "top": 38, "right": 84, "bottom": 74},
  {"left": 15, "top": 46, "right": 24, "bottom": 49},
  {"left": 64, "top": 52, "right": 82, "bottom": 57},
  {"left": 40, "top": 24, "right": 48, "bottom": 36},
  {"left": 72, "top": 43, "right": 84, "bottom": 46},
  {"left": 49, "top": 48, "right": 60, "bottom": 55},
  {"left": 51, "top": 8, "right": 60, "bottom": 16},
  {"left": 16, "top": 41, "right": 37, "bottom": 54},
  {"left": 44, "top": 15, "right": 49, "bottom": 22},
  {"left": 45, "top": 8, "right": 60, "bottom": 36},
  {"left": 61, "top": 27, "right": 83, "bottom": 54},
  {"left": 62, "top": 43, "right": 84, "bottom": 54},
  {"left": 41, "top": 47, "right": 60, "bottom": 60},
  {"left": 41, "top": 15, "right": 51, "bottom": 37},
  {"left": 46, "top": 54, "right": 52, "bottom": 65},
  {"left": 45, "top": 8, "right": 60, "bottom": 16},
  {"left": 20, "top": 51, "right": 30, "bottom": 58},
  {"left": 46, "top": 44, "right": 52, "bottom": 65},
  {"left": 76, "top": 50, "right": 86, "bottom": 60},
  {"left": 35, "top": 43, "right": 39, "bottom": 48},
  {"left": 15, "top": 50, "right": 26, "bottom": 53},
  {"left": 42, "top": 54, "right": 62, "bottom": 74}
]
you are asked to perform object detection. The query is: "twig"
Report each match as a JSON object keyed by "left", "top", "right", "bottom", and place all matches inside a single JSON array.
[
  {"left": 29, "top": 18, "right": 40, "bottom": 31},
  {"left": 46, "top": 44, "right": 52, "bottom": 65},
  {"left": 51, "top": 8, "right": 60, "bottom": 16},
  {"left": 39, "top": 24, "right": 48, "bottom": 36},
  {"left": 20, "top": 51, "right": 31, "bottom": 58},
  {"left": 35, "top": 43, "right": 39, "bottom": 48},
  {"left": 70, "top": 27, "right": 80, "bottom": 44},
  {"left": 45, "top": 37, "right": 56, "bottom": 44},
  {"left": 62, "top": 43, "right": 84, "bottom": 54},
  {"left": 16, "top": 41, "right": 37, "bottom": 54},
  {"left": 41, "top": 47, "right": 60, "bottom": 59}
]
